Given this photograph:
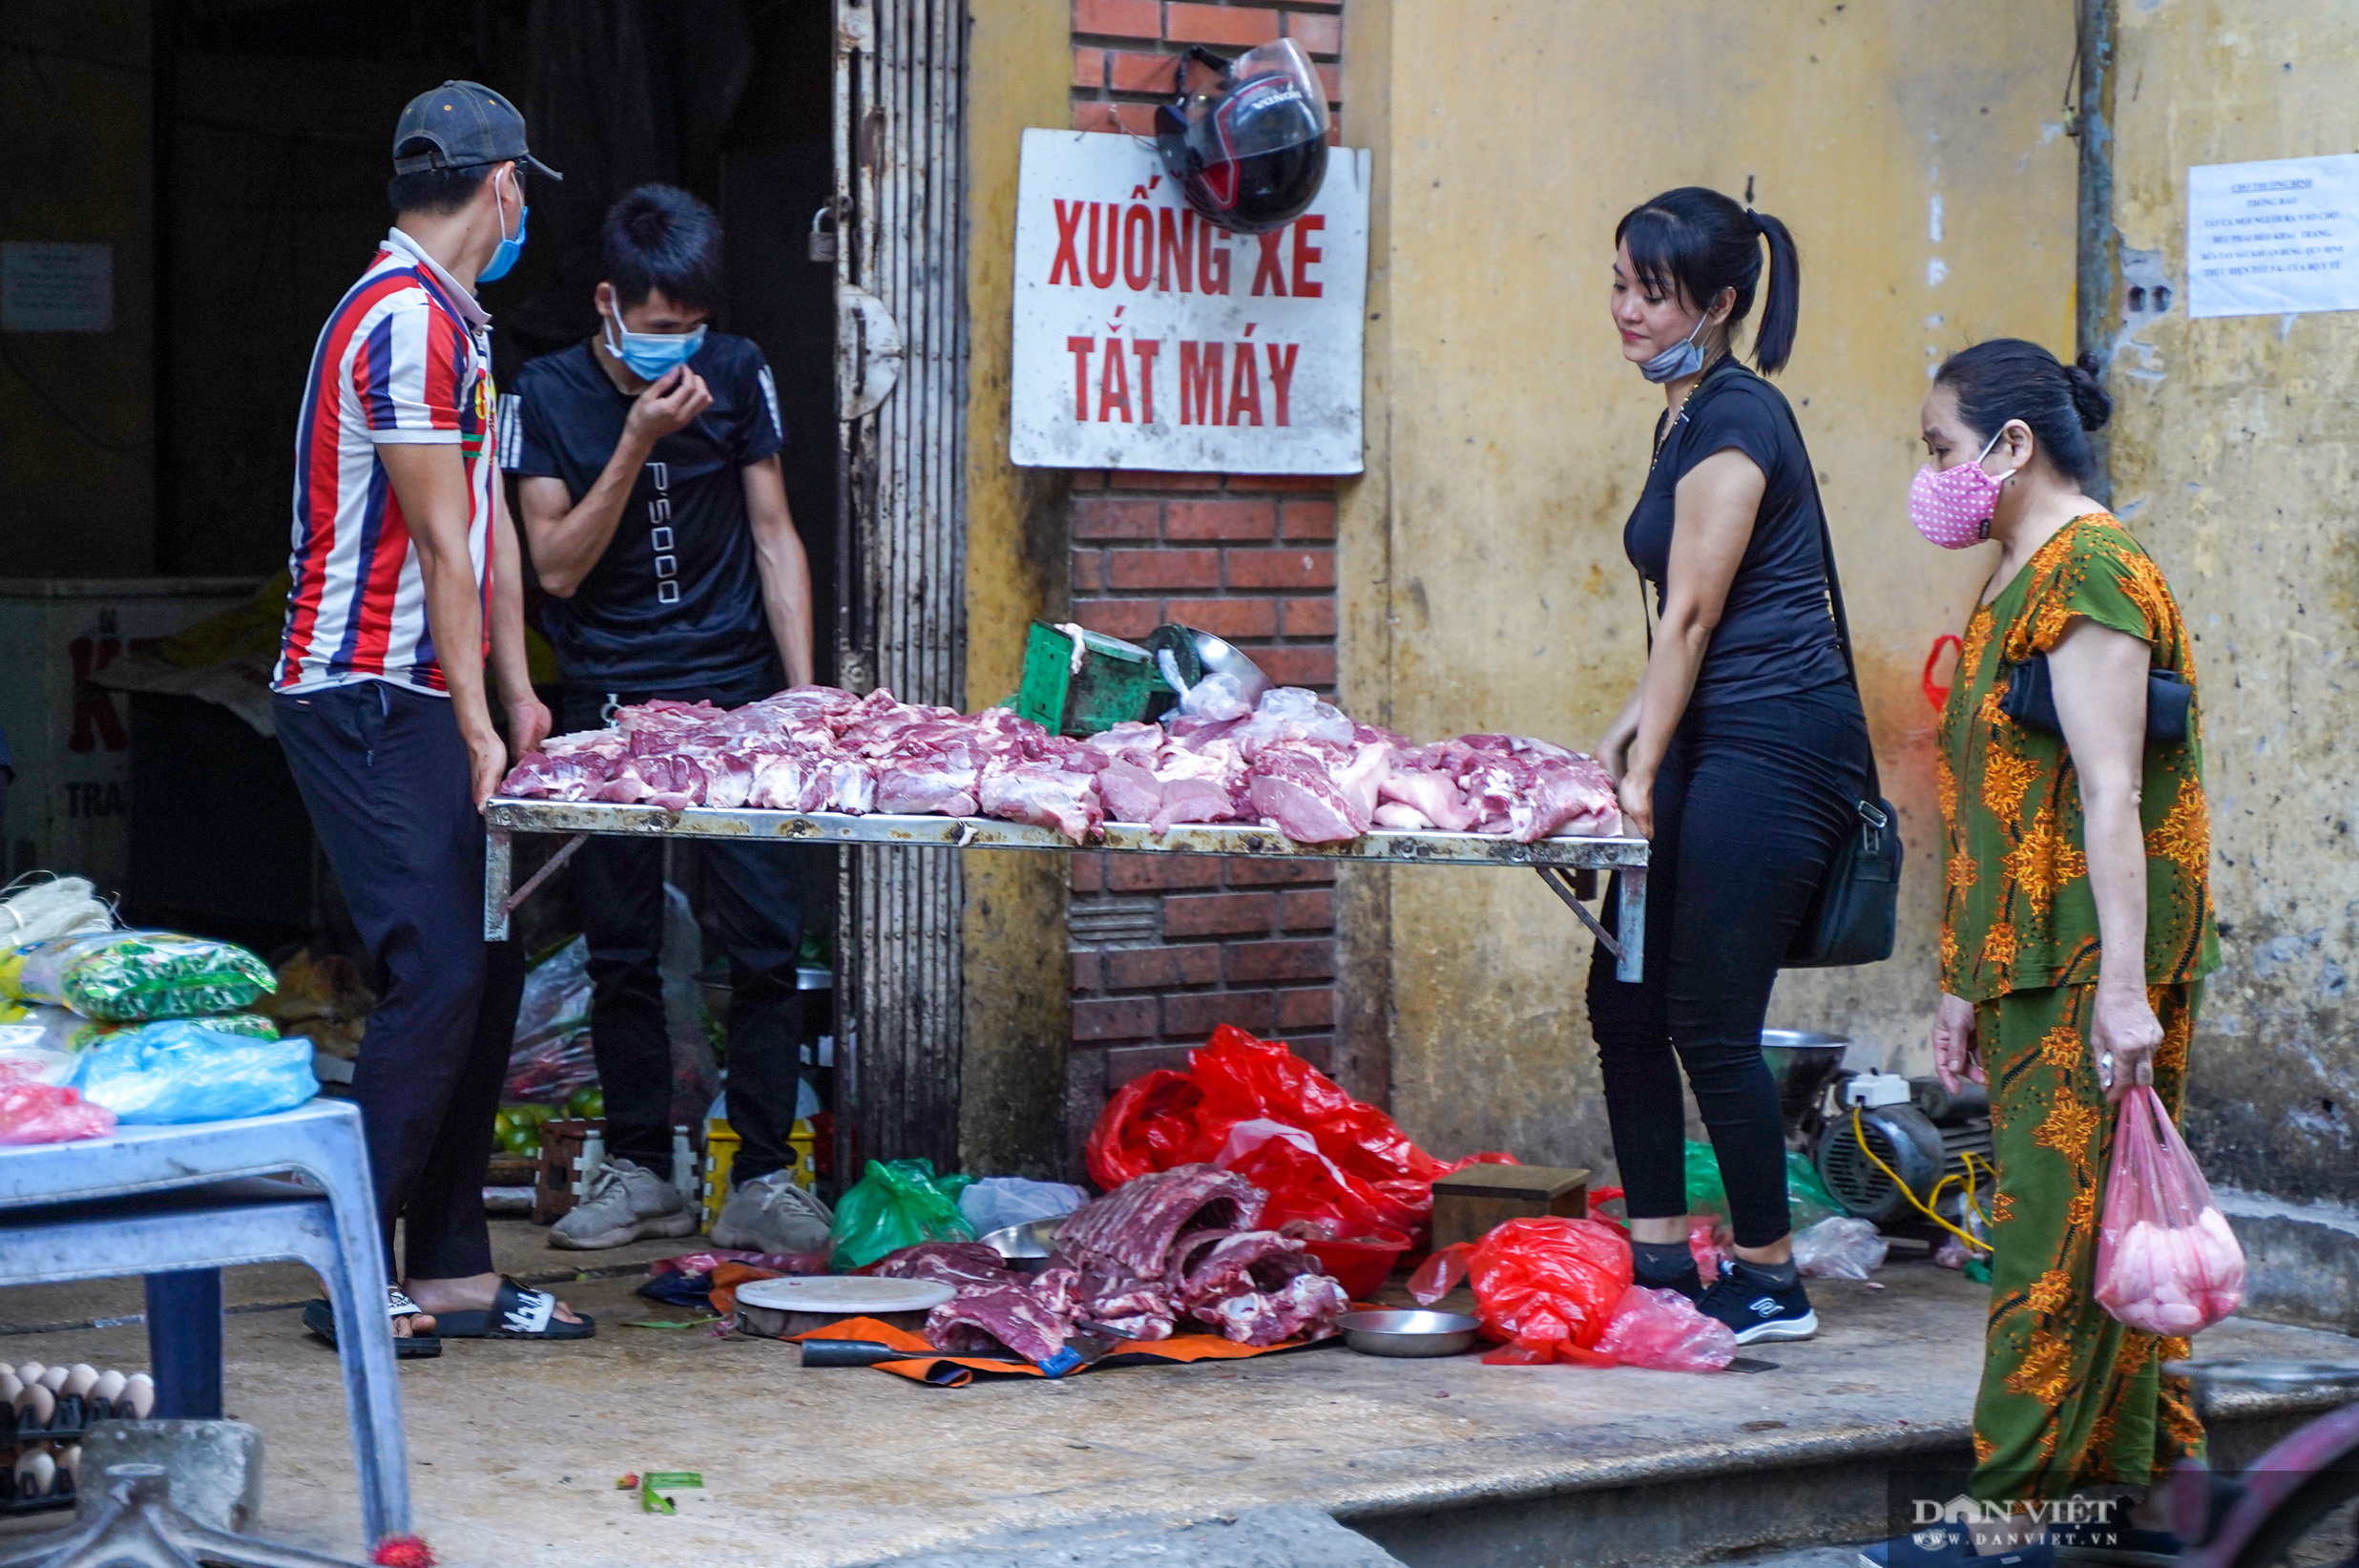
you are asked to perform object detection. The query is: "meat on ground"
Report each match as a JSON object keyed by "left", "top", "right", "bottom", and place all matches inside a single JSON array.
[{"left": 1053, "top": 1164, "right": 1267, "bottom": 1281}]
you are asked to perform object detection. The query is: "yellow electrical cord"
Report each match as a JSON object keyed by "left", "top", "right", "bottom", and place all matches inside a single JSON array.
[{"left": 1849, "top": 1103, "right": 1993, "bottom": 1254}]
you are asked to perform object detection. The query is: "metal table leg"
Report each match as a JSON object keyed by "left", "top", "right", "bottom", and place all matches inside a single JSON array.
[
  {"left": 1533, "top": 865, "right": 1644, "bottom": 983},
  {"left": 484, "top": 827, "right": 513, "bottom": 941},
  {"left": 144, "top": 1269, "right": 224, "bottom": 1420},
  {"left": 1614, "top": 868, "right": 1647, "bottom": 983}
]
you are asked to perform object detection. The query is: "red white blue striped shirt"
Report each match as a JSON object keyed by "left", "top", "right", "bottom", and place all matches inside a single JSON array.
[{"left": 275, "top": 229, "right": 496, "bottom": 696}]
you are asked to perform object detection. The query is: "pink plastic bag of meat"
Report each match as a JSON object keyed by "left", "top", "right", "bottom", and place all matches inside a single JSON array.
[
  {"left": 1592, "top": 1285, "right": 1737, "bottom": 1372},
  {"left": 0, "top": 1069, "right": 116, "bottom": 1145},
  {"left": 2095, "top": 1086, "right": 2245, "bottom": 1335}
]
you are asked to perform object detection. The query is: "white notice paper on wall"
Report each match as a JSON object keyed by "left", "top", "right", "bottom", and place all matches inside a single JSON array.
[
  {"left": 2186, "top": 154, "right": 2359, "bottom": 319},
  {"left": 1011, "top": 130, "right": 1368, "bottom": 473},
  {"left": 1, "top": 243, "right": 115, "bottom": 332}
]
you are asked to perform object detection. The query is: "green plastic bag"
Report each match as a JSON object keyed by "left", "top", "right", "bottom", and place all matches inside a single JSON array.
[
  {"left": 1785, "top": 1148, "right": 1844, "bottom": 1228},
  {"left": 0, "top": 931, "right": 275, "bottom": 1022},
  {"left": 828, "top": 1157, "right": 975, "bottom": 1270},
  {"left": 1681, "top": 1140, "right": 1848, "bottom": 1229},
  {"left": 1682, "top": 1140, "right": 1729, "bottom": 1221}
]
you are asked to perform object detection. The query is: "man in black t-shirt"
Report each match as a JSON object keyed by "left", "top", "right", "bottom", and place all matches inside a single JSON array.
[{"left": 503, "top": 184, "right": 827, "bottom": 1255}]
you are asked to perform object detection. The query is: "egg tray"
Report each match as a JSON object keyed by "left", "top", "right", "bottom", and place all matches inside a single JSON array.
[
  {"left": 0, "top": 1452, "right": 75, "bottom": 1516},
  {"left": 9, "top": 1393, "right": 138, "bottom": 1442}
]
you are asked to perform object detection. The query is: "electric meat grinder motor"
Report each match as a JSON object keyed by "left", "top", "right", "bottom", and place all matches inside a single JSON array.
[{"left": 1814, "top": 1070, "right": 1996, "bottom": 1234}]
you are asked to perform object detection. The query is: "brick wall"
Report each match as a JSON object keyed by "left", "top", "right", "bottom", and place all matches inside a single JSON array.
[{"left": 1060, "top": 1, "right": 1347, "bottom": 1159}]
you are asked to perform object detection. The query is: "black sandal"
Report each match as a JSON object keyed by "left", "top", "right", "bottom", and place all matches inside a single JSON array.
[
  {"left": 427, "top": 1277, "right": 595, "bottom": 1341},
  {"left": 303, "top": 1288, "right": 443, "bottom": 1359}
]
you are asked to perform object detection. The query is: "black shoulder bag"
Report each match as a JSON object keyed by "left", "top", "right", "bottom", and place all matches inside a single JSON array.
[{"left": 1782, "top": 431, "right": 1902, "bottom": 968}]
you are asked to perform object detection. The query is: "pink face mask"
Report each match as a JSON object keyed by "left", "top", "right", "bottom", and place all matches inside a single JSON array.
[{"left": 1908, "top": 429, "right": 2013, "bottom": 549}]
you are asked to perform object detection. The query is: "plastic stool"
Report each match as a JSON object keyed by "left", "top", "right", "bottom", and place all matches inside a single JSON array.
[
  {"left": 0, "top": 1137, "right": 407, "bottom": 1548},
  {"left": 0, "top": 1463, "right": 364, "bottom": 1568}
]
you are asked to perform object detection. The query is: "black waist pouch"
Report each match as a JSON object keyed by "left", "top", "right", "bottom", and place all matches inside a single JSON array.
[{"left": 2001, "top": 656, "right": 2191, "bottom": 745}]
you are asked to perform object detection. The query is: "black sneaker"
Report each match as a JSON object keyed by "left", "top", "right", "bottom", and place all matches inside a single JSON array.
[{"left": 1698, "top": 1260, "right": 1819, "bottom": 1344}]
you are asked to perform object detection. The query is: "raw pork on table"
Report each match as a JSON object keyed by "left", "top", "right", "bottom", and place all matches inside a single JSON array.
[{"left": 498, "top": 682, "right": 1620, "bottom": 846}]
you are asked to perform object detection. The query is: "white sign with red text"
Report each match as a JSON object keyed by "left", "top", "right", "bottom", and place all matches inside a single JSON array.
[{"left": 1010, "top": 129, "right": 1368, "bottom": 474}]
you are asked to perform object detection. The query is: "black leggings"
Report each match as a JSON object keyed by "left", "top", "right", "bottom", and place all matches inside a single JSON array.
[{"left": 1585, "top": 683, "right": 1870, "bottom": 1249}]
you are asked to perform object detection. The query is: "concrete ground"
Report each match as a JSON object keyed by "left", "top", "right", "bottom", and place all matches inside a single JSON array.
[{"left": 3, "top": 1221, "right": 2354, "bottom": 1568}]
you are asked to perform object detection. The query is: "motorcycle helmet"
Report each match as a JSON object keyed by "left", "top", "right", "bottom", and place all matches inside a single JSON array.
[{"left": 1154, "top": 40, "right": 1330, "bottom": 235}]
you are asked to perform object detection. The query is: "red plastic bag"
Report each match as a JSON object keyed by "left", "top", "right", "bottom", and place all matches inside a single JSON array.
[
  {"left": 2095, "top": 1086, "right": 2245, "bottom": 1336},
  {"left": 1085, "top": 1069, "right": 1204, "bottom": 1189},
  {"left": 1084, "top": 1026, "right": 1514, "bottom": 1238},
  {"left": 1689, "top": 1221, "right": 1730, "bottom": 1280},
  {"left": 1409, "top": 1216, "right": 1633, "bottom": 1361},
  {"left": 1211, "top": 1119, "right": 1420, "bottom": 1236},
  {"left": 1593, "top": 1286, "right": 1737, "bottom": 1372},
  {"left": 0, "top": 1068, "right": 117, "bottom": 1146}
]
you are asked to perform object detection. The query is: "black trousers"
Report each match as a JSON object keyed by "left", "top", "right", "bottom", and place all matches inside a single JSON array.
[
  {"left": 275, "top": 682, "right": 525, "bottom": 1281},
  {"left": 1585, "top": 682, "right": 1870, "bottom": 1249},
  {"left": 558, "top": 681, "right": 805, "bottom": 1183}
]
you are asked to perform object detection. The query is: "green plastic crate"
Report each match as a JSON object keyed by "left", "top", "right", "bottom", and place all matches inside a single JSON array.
[{"left": 1014, "top": 621, "right": 1164, "bottom": 737}]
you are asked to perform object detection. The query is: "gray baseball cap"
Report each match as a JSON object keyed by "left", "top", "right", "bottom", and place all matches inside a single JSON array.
[{"left": 392, "top": 80, "right": 563, "bottom": 181}]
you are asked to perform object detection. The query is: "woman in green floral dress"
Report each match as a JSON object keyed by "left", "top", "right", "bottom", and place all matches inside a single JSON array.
[{"left": 1866, "top": 341, "right": 2219, "bottom": 1568}]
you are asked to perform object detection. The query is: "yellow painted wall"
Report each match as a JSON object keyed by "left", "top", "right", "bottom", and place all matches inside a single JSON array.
[
  {"left": 961, "top": 0, "right": 1076, "bottom": 1176},
  {"left": 1341, "top": 0, "right": 2078, "bottom": 1166},
  {"left": 2101, "top": 1, "right": 2359, "bottom": 1202}
]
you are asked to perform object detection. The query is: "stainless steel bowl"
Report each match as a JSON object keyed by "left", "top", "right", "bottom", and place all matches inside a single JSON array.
[
  {"left": 981, "top": 1219, "right": 1062, "bottom": 1273},
  {"left": 1335, "top": 1308, "right": 1481, "bottom": 1358},
  {"left": 1179, "top": 627, "right": 1274, "bottom": 708},
  {"left": 1762, "top": 1029, "right": 1852, "bottom": 1140}
]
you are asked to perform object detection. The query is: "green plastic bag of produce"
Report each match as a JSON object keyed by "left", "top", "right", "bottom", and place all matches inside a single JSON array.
[
  {"left": 1682, "top": 1140, "right": 1848, "bottom": 1229},
  {"left": 828, "top": 1157, "right": 974, "bottom": 1270},
  {"left": 0, "top": 931, "right": 275, "bottom": 1022}
]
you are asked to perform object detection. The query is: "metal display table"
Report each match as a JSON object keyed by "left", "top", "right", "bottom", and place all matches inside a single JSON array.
[{"left": 483, "top": 800, "right": 1650, "bottom": 981}]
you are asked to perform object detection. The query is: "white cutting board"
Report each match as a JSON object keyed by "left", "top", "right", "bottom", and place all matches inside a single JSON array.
[{"left": 733, "top": 1276, "right": 954, "bottom": 1315}]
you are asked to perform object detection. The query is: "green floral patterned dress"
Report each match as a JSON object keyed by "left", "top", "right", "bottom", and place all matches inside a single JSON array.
[{"left": 1935, "top": 513, "right": 2220, "bottom": 1501}]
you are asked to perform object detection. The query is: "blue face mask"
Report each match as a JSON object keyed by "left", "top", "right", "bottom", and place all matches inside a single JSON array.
[
  {"left": 478, "top": 170, "right": 527, "bottom": 283},
  {"left": 1639, "top": 312, "right": 1710, "bottom": 384},
  {"left": 603, "top": 310, "right": 708, "bottom": 381}
]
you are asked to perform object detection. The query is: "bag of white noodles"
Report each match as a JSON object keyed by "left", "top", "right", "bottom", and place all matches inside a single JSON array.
[
  {"left": 0, "top": 930, "right": 276, "bottom": 1022},
  {"left": 2094, "top": 1085, "right": 2245, "bottom": 1335}
]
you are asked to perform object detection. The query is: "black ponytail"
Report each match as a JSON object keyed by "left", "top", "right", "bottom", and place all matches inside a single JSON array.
[
  {"left": 1614, "top": 186, "right": 1802, "bottom": 375},
  {"left": 1933, "top": 340, "right": 2112, "bottom": 484}
]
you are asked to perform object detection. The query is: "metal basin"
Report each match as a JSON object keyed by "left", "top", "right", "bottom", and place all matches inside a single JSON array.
[
  {"left": 1762, "top": 1029, "right": 1850, "bottom": 1140},
  {"left": 981, "top": 1219, "right": 1061, "bottom": 1274},
  {"left": 1336, "top": 1308, "right": 1481, "bottom": 1358}
]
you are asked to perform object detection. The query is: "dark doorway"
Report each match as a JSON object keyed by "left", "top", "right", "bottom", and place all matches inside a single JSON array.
[{"left": 149, "top": 0, "right": 841, "bottom": 678}]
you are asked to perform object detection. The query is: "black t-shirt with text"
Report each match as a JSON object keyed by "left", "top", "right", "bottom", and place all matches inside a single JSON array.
[
  {"left": 1623, "top": 356, "right": 1848, "bottom": 708},
  {"left": 501, "top": 333, "right": 787, "bottom": 691}
]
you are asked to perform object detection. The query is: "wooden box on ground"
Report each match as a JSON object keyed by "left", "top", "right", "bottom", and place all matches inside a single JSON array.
[
  {"left": 1430, "top": 1164, "right": 1590, "bottom": 1251},
  {"left": 532, "top": 1119, "right": 605, "bottom": 1225}
]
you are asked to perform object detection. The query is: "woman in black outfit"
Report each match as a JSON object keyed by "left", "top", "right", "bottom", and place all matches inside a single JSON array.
[{"left": 1587, "top": 187, "right": 1874, "bottom": 1345}]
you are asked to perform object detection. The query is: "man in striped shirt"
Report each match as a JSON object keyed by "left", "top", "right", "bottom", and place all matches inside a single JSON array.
[{"left": 273, "top": 82, "right": 585, "bottom": 1349}]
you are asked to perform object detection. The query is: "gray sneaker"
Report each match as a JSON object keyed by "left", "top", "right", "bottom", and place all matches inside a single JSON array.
[
  {"left": 710, "top": 1171, "right": 834, "bottom": 1255},
  {"left": 548, "top": 1157, "right": 698, "bottom": 1250}
]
